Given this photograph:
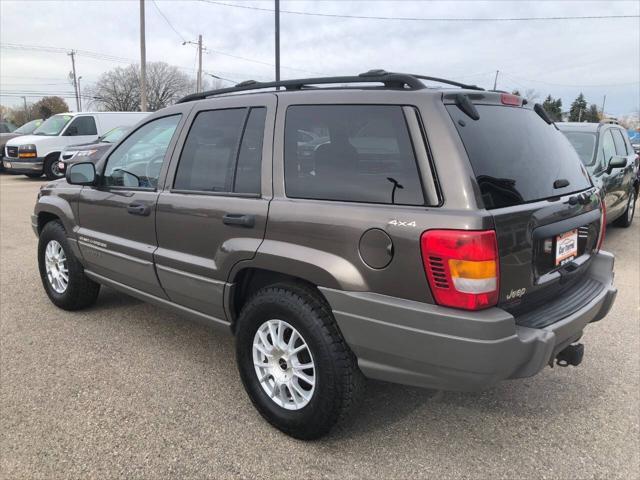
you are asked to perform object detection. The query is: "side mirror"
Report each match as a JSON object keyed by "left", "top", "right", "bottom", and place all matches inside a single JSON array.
[
  {"left": 608, "top": 155, "right": 627, "bottom": 172},
  {"left": 66, "top": 162, "right": 96, "bottom": 185},
  {"left": 65, "top": 126, "right": 79, "bottom": 136}
]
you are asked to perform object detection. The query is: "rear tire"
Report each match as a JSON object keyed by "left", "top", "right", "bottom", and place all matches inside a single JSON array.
[
  {"left": 235, "top": 283, "right": 364, "bottom": 440},
  {"left": 38, "top": 221, "right": 100, "bottom": 310},
  {"left": 44, "top": 156, "right": 63, "bottom": 180},
  {"left": 614, "top": 189, "right": 635, "bottom": 228}
]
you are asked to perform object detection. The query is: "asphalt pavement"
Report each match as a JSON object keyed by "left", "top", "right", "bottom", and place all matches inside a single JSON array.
[{"left": 1, "top": 173, "right": 638, "bottom": 479}]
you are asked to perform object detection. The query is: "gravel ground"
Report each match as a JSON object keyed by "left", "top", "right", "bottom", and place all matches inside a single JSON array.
[{"left": 1, "top": 174, "right": 638, "bottom": 479}]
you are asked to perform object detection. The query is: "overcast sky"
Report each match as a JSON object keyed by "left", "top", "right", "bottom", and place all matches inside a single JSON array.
[{"left": 1, "top": 0, "right": 638, "bottom": 116}]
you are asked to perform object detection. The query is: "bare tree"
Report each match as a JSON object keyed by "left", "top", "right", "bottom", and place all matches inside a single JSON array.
[{"left": 89, "top": 62, "right": 195, "bottom": 112}]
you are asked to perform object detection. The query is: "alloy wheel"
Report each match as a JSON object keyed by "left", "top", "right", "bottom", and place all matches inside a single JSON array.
[{"left": 45, "top": 240, "right": 68, "bottom": 293}]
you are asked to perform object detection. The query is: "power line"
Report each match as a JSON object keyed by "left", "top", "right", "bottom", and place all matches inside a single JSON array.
[
  {"left": 501, "top": 72, "right": 640, "bottom": 88},
  {"left": 151, "top": 0, "right": 187, "bottom": 42},
  {"left": 199, "top": 1, "right": 640, "bottom": 22}
]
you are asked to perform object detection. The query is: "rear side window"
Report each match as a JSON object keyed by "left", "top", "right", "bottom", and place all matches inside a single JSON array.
[
  {"left": 562, "top": 132, "right": 596, "bottom": 167},
  {"left": 446, "top": 105, "right": 591, "bottom": 209},
  {"left": 611, "top": 129, "right": 628, "bottom": 155},
  {"left": 600, "top": 130, "right": 617, "bottom": 165},
  {"left": 284, "top": 105, "right": 425, "bottom": 205},
  {"left": 174, "top": 107, "right": 265, "bottom": 194},
  {"left": 66, "top": 116, "right": 97, "bottom": 136}
]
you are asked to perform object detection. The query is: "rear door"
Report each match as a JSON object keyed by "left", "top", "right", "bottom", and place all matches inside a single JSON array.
[
  {"left": 76, "top": 113, "right": 185, "bottom": 297},
  {"left": 446, "top": 100, "right": 601, "bottom": 323},
  {"left": 154, "top": 94, "right": 275, "bottom": 320}
]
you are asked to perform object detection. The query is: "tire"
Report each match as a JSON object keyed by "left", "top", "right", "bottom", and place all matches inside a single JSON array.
[
  {"left": 38, "top": 220, "right": 100, "bottom": 310},
  {"left": 44, "top": 156, "right": 63, "bottom": 180},
  {"left": 614, "top": 189, "right": 636, "bottom": 228},
  {"left": 26, "top": 173, "right": 42, "bottom": 178},
  {"left": 235, "top": 283, "right": 364, "bottom": 440}
]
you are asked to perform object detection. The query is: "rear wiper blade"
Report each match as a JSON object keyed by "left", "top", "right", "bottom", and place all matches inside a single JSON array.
[
  {"left": 455, "top": 94, "right": 480, "bottom": 120},
  {"left": 534, "top": 103, "right": 558, "bottom": 129}
]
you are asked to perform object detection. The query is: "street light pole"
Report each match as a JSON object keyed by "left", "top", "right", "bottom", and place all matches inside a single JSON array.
[
  {"left": 197, "top": 34, "right": 203, "bottom": 93},
  {"left": 275, "top": 0, "right": 280, "bottom": 85},
  {"left": 493, "top": 70, "right": 499, "bottom": 90},
  {"left": 140, "top": 0, "right": 148, "bottom": 112}
]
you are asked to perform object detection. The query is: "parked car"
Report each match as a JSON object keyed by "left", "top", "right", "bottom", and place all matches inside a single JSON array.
[
  {"left": 56, "top": 126, "right": 132, "bottom": 177},
  {"left": 0, "top": 119, "right": 43, "bottom": 172},
  {"left": 558, "top": 121, "right": 638, "bottom": 227},
  {"left": 4, "top": 112, "right": 149, "bottom": 179},
  {"left": 34, "top": 71, "right": 616, "bottom": 439}
]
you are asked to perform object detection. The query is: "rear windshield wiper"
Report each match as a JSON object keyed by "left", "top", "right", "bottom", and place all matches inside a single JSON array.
[
  {"left": 455, "top": 94, "right": 480, "bottom": 121},
  {"left": 553, "top": 178, "right": 570, "bottom": 189},
  {"left": 534, "top": 103, "right": 558, "bottom": 129}
]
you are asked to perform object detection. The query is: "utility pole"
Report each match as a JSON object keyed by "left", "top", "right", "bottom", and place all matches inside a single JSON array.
[
  {"left": 77, "top": 76, "right": 83, "bottom": 112},
  {"left": 140, "top": 0, "right": 148, "bottom": 112},
  {"left": 68, "top": 50, "right": 80, "bottom": 112},
  {"left": 275, "top": 0, "right": 280, "bottom": 85},
  {"left": 197, "top": 34, "right": 203, "bottom": 93},
  {"left": 493, "top": 70, "right": 499, "bottom": 90},
  {"left": 601, "top": 95, "right": 607, "bottom": 117}
]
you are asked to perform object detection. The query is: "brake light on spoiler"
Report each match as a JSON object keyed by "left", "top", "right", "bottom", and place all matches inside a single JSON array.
[{"left": 421, "top": 230, "right": 499, "bottom": 311}]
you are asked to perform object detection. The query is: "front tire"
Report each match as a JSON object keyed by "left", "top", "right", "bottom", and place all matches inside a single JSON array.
[
  {"left": 38, "top": 221, "right": 100, "bottom": 310},
  {"left": 235, "top": 283, "right": 364, "bottom": 440},
  {"left": 44, "top": 156, "right": 63, "bottom": 180},
  {"left": 614, "top": 189, "right": 636, "bottom": 228}
]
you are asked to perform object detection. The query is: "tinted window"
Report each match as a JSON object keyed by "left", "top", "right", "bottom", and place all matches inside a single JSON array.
[
  {"left": 600, "top": 130, "right": 616, "bottom": 165},
  {"left": 562, "top": 132, "right": 596, "bottom": 167},
  {"left": 284, "top": 105, "right": 424, "bottom": 205},
  {"left": 611, "top": 129, "right": 628, "bottom": 155},
  {"left": 174, "top": 109, "right": 246, "bottom": 192},
  {"left": 447, "top": 105, "right": 591, "bottom": 209},
  {"left": 66, "top": 116, "right": 97, "bottom": 136},
  {"left": 234, "top": 108, "right": 266, "bottom": 194},
  {"left": 103, "top": 115, "right": 181, "bottom": 189}
]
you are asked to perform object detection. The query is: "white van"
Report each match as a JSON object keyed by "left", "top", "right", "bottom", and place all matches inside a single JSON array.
[{"left": 3, "top": 112, "right": 149, "bottom": 179}]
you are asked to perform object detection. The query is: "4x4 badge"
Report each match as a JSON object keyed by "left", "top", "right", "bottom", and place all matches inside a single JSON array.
[{"left": 388, "top": 220, "right": 416, "bottom": 227}]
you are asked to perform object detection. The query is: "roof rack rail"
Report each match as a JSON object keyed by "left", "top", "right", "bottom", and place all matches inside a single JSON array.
[{"left": 176, "top": 69, "right": 482, "bottom": 104}]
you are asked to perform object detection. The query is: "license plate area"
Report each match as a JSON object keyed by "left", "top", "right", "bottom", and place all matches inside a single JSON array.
[{"left": 555, "top": 229, "right": 578, "bottom": 266}]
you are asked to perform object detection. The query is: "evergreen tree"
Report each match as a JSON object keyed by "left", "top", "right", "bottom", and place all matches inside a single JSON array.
[
  {"left": 542, "top": 95, "right": 563, "bottom": 122},
  {"left": 585, "top": 104, "right": 600, "bottom": 123},
  {"left": 569, "top": 93, "right": 588, "bottom": 122}
]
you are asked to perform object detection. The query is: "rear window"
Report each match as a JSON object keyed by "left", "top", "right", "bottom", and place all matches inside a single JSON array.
[
  {"left": 284, "top": 105, "right": 425, "bottom": 205},
  {"left": 447, "top": 105, "right": 591, "bottom": 209}
]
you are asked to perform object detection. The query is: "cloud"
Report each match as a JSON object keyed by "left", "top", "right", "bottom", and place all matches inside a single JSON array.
[{"left": 1, "top": 0, "right": 638, "bottom": 115}]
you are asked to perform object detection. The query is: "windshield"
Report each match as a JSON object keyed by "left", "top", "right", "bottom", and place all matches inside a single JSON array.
[
  {"left": 101, "top": 126, "right": 129, "bottom": 143},
  {"left": 33, "top": 115, "right": 73, "bottom": 136},
  {"left": 561, "top": 132, "right": 597, "bottom": 168},
  {"left": 14, "top": 119, "right": 43, "bottom": 135},
  {"left": 447, "top": 105, "right": 592, "bottom": 209}
]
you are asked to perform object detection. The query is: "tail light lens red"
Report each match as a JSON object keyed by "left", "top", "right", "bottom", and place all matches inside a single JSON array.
[
  {"left": 500, "top": 93, "right": 522, "bottom": 106},
  {"left": 421, "top": 230, "right": 499, "bottom": 311},
  {"left": 597, "top": 198, "right": 606, "bottom": 251}
]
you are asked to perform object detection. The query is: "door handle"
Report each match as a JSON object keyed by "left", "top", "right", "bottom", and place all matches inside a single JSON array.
[
  {"left": 127, "top": 203, "right": 151, "bottom": 216},
  {"left": 223, "top": 213, "right": 255, "bottom": 228}
]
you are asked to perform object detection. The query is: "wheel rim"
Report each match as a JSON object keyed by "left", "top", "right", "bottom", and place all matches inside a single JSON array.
[
  {"left": 628, "top": 192, "right": 635, "bottom": 223},
  {"left": 252, "top": 319, "right": 316, "bottom": 410},
  {"left": 50, "top": 161, "right": 62, "bottom": 178},
  {"left": 45, "top": 240, "right": 68, "bottom": 293}
]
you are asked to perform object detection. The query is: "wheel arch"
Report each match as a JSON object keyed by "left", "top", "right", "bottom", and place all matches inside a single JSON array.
[{"left": 226, "top": 267, "right": 332, "bottom": 332}]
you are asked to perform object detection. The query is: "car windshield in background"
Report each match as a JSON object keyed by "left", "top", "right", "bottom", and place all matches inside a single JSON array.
[
  {"left": 101, "top": 126, "right": 129, "bottom": 143},
  {"left": 14, "top": 119, "right": 43, "bottom": 135},
  {"left": 33, "top": 115, "right": 73, "bottom": 136},
  {"left": 562, "top": 132, "right": 597, "bottom": 167},
  {"left": 447, "top": 105, "right": 592, "bottom": 209}
]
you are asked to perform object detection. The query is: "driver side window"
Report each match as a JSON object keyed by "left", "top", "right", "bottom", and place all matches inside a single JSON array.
[{"left": 103, "top": 115, "right": 181, "bottom": 189}]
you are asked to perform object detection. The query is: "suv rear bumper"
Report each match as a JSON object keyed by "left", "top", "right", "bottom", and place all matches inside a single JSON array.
[{"left": 320, "top": 250, "right": 616, "bottom": 391}]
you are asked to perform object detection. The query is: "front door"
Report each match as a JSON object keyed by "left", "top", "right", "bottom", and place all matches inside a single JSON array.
[
  {"left": 154, "top": 95, "right": 276, "bottom": 319},
  {"left": 76, "top": 114, "right": 184, "bottom": 297}
]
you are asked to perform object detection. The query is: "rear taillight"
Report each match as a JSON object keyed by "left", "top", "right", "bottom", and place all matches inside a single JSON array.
[
  {"left": 421, "top": 230, "right": 499, "bottom": 311},
  {"left": 597, "top": 199, "right": 606, "bottom": 251}
]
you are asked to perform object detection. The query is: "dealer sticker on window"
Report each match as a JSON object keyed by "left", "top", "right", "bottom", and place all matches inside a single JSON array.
[{"left": 555, "top": 229, "right": 578, "bottom": 266}]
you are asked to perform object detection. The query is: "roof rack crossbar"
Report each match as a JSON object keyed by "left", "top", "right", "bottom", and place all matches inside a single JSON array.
[
  {"left": 177, "top": 71, "right": 425, "bottom": 103},
  {"left": 176, "top": 69, "right": 484, "bottom": 103}
]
